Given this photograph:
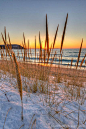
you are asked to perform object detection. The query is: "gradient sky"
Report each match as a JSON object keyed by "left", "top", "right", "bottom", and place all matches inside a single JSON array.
[{"left": 0, "top": 0, "right": 86, "bottom": 48}]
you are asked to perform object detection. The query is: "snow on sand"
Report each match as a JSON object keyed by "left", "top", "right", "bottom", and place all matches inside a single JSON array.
[{"left": 0, "top": 70, "right": 86, "bottom": 129}]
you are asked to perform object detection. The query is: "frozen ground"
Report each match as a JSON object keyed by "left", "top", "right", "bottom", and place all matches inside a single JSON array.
[{"left": 0, "top": 70, "right": 86, "bottom": 129}]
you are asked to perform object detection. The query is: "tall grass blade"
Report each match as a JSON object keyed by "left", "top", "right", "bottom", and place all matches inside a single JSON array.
[
  {"left": 4, "top": 27, "right": 6, "bottom": 43},
  {"left": 35, "top": 36, "right": 36, "bottom": 59},
  {"left": 53, "top": 24, "right": 59, "bottom": 49},
  {"left": 28, "top": 40, "right": 29, "bottom": 58},
  {"left": 1, "top": 30, "right": 12, "bottom": 61},
  {"left": 12, "top": 52, "right": 23, "bottom": 120},
  {"left": 76, "top": 39, "right": 83, "bottom": 69},
  {"left": 80, "top": 54, "right": 86, "bottom": 67},
  {"left": 39, "top": 31, "right": 42, "bottom": 61},
  {"left": 44, "top": 49, "right": 46, "bottom": 64},
  {"left": 46, "top": 14, "right": 49, "bottom": 54},
  {"left": 23, "top": 33, "right": 26, "bottom": 62},
  {"left": 60, "top": 13, "right": 68, "bottom": 54},
  {"left": 8, "top": 33, "right": 12, "bottom": 50}
]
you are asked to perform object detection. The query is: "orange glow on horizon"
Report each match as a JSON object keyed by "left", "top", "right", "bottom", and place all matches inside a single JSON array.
[{"left": 0, "top": 36, "right": 86, "bottom": 49}]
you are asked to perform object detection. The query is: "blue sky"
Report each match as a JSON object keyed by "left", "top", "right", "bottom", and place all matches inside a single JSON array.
[{"left": 0, "top": 0, "right": 86, "bottom": 48}]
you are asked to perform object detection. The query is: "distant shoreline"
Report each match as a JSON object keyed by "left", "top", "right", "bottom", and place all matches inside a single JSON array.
[
  {"left": 0, "top": 45, "right": 86, "bottom": 49},
  {"left": 0, "top": 44, "right": 23, "bottom": 49}
]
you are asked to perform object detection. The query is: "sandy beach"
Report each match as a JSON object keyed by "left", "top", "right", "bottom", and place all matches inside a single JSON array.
[
  {"left": 0, "top": 59, "right": 86, "bottom": 128},
  {"left": 0, "top": 59, "right": 86, "bottom": 86}
]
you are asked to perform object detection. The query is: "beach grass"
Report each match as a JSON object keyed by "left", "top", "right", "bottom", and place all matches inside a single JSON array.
[{"left": 0, "top": 13, "right": 86, "bottom": 128}]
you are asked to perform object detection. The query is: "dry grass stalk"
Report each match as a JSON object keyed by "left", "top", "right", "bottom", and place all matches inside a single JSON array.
[
  {"left": 44, "top": 49, "right": 46, "bottom": 64},
  {"left": 1, "top": 50, "right": 3, "bottom": 58},
  {"left": 30, "top": 47, "right": 31, "bottom": 55},
  {"left": 70, "top": 58, "right": 73, "bottom": 68},
  {"left": 47, "top": 24, "right": 58, "bottom": 63},
  {"left": 8, "top": 33, "right": 12, "bottom": 50},
  {"left": 23, "top": 33, "right": 26, "bottom": 61},
  {"left": 4, "top": 27, "right": 6, "bottom": 43},
  {"left": 80, "top": 54, "right": 86, "bottom": 67},
  {"left": 19, "top": 124, "right": 25, "bottom": 129},
  {"left": 29, "top": 114, "right": 36, "bottom": 129},
  {"left": 22, "top": 42, "right": 25, "bottom": 61},
  {"left": 53, "top": 24, "right": 59, "bottom": 49},
  {"left": 12, "top": 52, "right": 23, "bottom": 120},
  {"left": 2, "top": 28, "right": 23, "bottom": 120},
  {"left": 14, "top": 63, "right": 22, "bottom": 92},
  {"left": 47, "top": 51, "right": 50, "bottom": 64},
  {"left": 1, "top": 28, "right": 12, "bottom": 61},
  {"left": 28, "top": 40, "right": 29, "bottom": 58},
  {"left": 23, "top": 32, "right": 26, "bottom": 48},
  {"left": 31, "top": 119, "right": 36, "bottom": 129},
  {"left": 76, "top": 39, "right": 83, "bottom": 69},
  {"left": 46, "top": 14, "right": 49, "bottom": 55},
  {"left": 39, "top": 31, "right": 42, "bottom": 61},
  {"left": 60, "top": 13, "right": 68, "bottom": 54},
  {"left": 59, "top": 55, "right": 60, "bottom": 65},
  {"left": 45, "top": 39, "right": 46, "bottom": 48},
  {"left": 50, "top": 44, "right": 52, "bottom": 54},
  {"left": 3, "top": 107, "right": 12, "bottom": 129},
  {"left": 71, "top": 58, "right": 73, "bottom": 66},
  {"left": 35, "top": 36, "right": 36, "bottom": 59},
  {"left": 61, "top": 53, "right": 62, "bottom": 64},
  {"left": 85, "top": 61, "right": 86, "bottom": 67},
  {"left": 50, "top": 51, "right": 56, "bottom": 65},
  {"left": 1, "top": 34, "right": 8, "bottom": 53}
]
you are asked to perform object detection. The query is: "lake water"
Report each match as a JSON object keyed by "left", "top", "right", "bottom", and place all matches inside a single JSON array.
[{"left": 0, "top": 48, "right": 86, "bottom": 69}]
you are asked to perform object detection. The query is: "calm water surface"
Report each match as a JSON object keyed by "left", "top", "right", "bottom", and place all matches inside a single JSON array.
[{"left": 0, "top": 48, "right": 86, "bottom": 68}]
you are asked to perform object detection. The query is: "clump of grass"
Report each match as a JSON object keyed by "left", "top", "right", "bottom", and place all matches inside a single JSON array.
[
  {"left": 1, "top": 27, "right": 23, "bottom": 120},
  {"left": 32, "top": 79, "right": 38, "bottom": 93},
  {"left": 39, "top": 81, "right": 46, "bottom": 93},
  {"left": 57, "top": 72, "right": 61, "bottom": 83}
]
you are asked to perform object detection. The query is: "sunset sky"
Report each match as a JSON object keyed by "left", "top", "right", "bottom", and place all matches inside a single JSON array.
[{"left": 0, "top": 0, "right": 86, "bottom": 49}]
